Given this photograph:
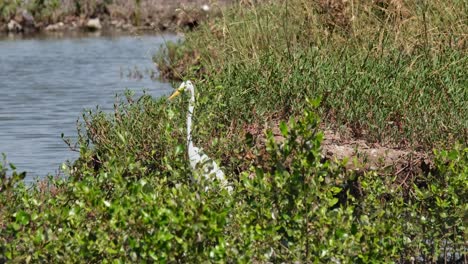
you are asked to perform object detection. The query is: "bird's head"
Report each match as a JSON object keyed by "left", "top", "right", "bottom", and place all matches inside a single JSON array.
[{"left": 168, "top": 80, "right": 194, "bottom": 100}]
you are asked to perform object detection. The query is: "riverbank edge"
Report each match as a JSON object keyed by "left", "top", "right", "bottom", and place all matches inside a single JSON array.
[{"left": 0, "top": 1, "right": 230, "bottom": 36}]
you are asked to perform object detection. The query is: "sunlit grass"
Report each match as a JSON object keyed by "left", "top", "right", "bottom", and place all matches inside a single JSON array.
[{"left": 156, "top": 0, "right": 467, "bottom": 149}]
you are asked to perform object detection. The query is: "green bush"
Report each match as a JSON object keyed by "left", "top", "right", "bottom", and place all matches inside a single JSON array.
[
  {"left": 0, "top": 0, "right": 20, "bottom": 21},
  {"left": 1, "top": 97, "right": 465, "bottom": 262},
  {"left": 225, "top": 99, "right": 407, "bottom": 262},
  {"left": 402, "top": 146, "right": 467, "bottom": 262}
]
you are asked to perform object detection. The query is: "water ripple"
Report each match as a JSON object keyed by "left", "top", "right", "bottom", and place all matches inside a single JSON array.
[{"left": 0, "top": 33, "right": 178, "bottom": 182}]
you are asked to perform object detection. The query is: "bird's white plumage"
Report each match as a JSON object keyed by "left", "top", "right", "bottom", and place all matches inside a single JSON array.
[{"left": 169, "top": 81, "right": 232, "bottom": 193}]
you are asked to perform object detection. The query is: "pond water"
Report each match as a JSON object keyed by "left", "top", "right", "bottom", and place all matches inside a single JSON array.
[{"left": 0, "top": 32, "right": 179, "bottom": 182}]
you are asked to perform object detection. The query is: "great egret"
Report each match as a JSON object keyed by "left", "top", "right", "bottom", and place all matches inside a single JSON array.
[{"left": 168, "top": 81, "right": 232, "bottom": 193}]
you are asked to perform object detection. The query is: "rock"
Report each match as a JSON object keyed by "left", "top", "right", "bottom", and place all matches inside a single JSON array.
[
  {"left": 111, "top": 20, "right": 125, "bottom": 29},
  {"left": 34, "top": 22, "right": 44, "bottom": 29},
  {"left": 45, "top": 22, "right": 65, "bottom": 31},
  {"left": 7, "top": 20, "right": 22, "bottom": 32},
  {"left": 13, "top": 10, "right": 35, "bottom": 28},
  {"left": 20, "top": 10, "right": 36, "bottom": 33},
  {"left": 21, "top": 10, "right": 35, "bottom": 27},
  {"left": 122, "top": 23, "right": 132, "bottom": 30},
  {"left": 78, "top": 17, "right": 87, "bottom": 27},
  {"left": 85, "top": 18, "right": 102, "bottom": 31},
  {"left": 14, "top": 13, "right": 24, "bottom": 24},
  {"left": 201, "top": 4, "right": 210, "bottom": 12},
  {"left": 64, "top": 15, "right": 77, "bottom": 24},
  {"left": 0, "top": 23, "right": 7, "bottom": 32}
]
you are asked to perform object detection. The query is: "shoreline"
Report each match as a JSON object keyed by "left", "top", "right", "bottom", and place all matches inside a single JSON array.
[
  {"left": 0, "top": 27, "right": 176, "bottom": 41},
  {"left": 0, "top": 0, "right": 231, "bottom": 36}
]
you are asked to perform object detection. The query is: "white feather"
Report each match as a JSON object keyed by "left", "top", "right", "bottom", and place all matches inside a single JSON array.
[{"left": 173, "top": 81, "right": 232, "bottom": 193}]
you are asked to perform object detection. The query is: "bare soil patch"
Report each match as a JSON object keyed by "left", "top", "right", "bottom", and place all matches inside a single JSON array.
[{"left": 240, "top": 121, "right": 433, "bottom": 180}]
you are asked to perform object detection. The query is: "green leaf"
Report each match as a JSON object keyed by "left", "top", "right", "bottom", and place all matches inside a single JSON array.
[
  {"left": 335, "top": 228, "right": 346, "bottom": 239},
  {"left": 307, "top": 97, "right": 321, "bottom": 108},
  {"left": 149, "top": 251, "right": 158, "bottom": 260},
  {"left": 10, "top": 222, "right": 21, "bottom": 231},
  {"left": 330, "top": 186, "right": 342, "bottom": 195},
  {"left": 328, "top": 197, "right": 339, "bottom": 207},
  {"left": 117, "top": 132, "right": 126, "bottom": 144},
  {"left": 279, "top": 121, "right": 288, "bottom": 136},
  {"left": 448, "top": 150, "right": 458, "bottom": 160},
  {"left": 15, "top": 211, "right": 30, "bottom": 225}
]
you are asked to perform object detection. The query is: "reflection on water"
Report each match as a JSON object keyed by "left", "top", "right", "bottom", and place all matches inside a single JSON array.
[{"left": 0, "top": 32, "right": 179, "bottom": 182}]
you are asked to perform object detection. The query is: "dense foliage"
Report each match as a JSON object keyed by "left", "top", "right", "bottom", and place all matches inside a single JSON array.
[{"left": 1, "top": 97, "right": 467, "bottom": 262}]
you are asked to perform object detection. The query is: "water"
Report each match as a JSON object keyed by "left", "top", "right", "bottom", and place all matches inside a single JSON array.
[{"left": 0, "top": 32, "right": 179, "bottom": 182}]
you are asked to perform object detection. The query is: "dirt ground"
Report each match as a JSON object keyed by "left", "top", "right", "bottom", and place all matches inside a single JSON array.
[{"left": 240, "top": 121, "right": 433, "bottom": 184}]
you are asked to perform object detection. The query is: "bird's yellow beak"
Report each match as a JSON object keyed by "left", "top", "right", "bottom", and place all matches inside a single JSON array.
[{"left": 168, "top": 90, "right": 181, "bottom": 100}]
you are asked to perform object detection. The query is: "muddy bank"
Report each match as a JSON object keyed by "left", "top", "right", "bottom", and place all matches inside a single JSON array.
[{"left": 0, "top": 0, "right": 233, "bottom": 35}]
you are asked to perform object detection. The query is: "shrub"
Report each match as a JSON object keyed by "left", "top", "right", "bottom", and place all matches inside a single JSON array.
[
  {"left": 225, "top": 99, "right": 406, "bottom": 262},
  {"left": 0, "top": 0, "right": 20, "bottom": 22},
  {"left": 1, "top": 97, "right": 465, "bottom": 262}
]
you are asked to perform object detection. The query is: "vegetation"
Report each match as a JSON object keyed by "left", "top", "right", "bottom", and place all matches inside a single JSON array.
[
  {"left": 1, "top": 99, "right": 466, "bottom": 262},
  {"left": 1, "top": 0, "right": 467, "bottom": 262},
  {"left": 1, "top": 0, "right": 95, "bottom": 23},
  {"left": 0, "top": 0, "right": 18, "bottom": 19},
  {"left": 0, "top": 0, "right": 214, "bottom": 29},
  {"left": 156, "top": 0, "right": 467, "bottom": 149}
]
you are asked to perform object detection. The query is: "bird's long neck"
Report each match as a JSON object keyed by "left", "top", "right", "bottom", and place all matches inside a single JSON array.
[{"left": 187, "top": 88, "right": 195, "bottom": 150}]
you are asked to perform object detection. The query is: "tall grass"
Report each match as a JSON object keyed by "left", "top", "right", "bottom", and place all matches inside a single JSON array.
[{"left": 156, "top": 0, "right": 467, "bottom": 149}]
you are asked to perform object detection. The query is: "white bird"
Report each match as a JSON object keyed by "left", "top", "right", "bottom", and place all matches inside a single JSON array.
[{"left": 168, "top": 81, "right": 232, "bottom": 193}]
